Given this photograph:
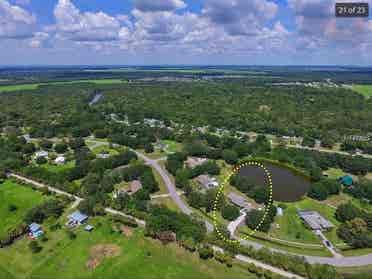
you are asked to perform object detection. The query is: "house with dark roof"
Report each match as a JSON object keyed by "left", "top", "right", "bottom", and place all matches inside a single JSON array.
[{"left": 228, "top": 192, "right": 251, "bottom": 210}]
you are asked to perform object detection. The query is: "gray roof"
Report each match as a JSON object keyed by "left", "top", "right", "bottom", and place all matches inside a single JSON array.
[
  {"left": 228, "top": 192, "right": 250, "bottom": 208},
  {"left": 69, "top": 211, "right": 88, "bottom": 223},
  {"left": 298, "top": 210, "right": 334, "bottom": 230},
  {"left": 29, "top": 223, "right": 41, "bottom": 233}
]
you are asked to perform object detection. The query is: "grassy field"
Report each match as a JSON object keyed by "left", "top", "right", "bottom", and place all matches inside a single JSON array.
[
  {"left": 323, "top": 168, "right": 346, "bottom": 179},
  {"left": 91, "top": 145, "right": 119, "bottom": 156},
  {"left": 337, "top": 264, "right": 372, "bottom": 279},
  {"left": 0, "top": 180, "right": 46, "bottom": 237},
  {"left": 269, "top": 202, "right": 321, "bottom": 244},
  {"left": 161, "top": 140, "right": 183, "bottom": 153},
  {"left": 0, "top": 79, "right": 127, "bottom": 93},
  {"left": 40, "top": 161, "right": 75, "bottom": 173},
  {"left": 352, "top": 85, "right": 372, "bottom": 98},
  {"left": 151, "top": 197, "right": 181, "bottom": 213},
  {"left": 0, "top": 216, "right": 257, "bottom": 279}
]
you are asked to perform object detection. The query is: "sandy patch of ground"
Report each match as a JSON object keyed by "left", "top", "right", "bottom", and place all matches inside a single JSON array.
[
  {"left": 86, "top": 244, "right": 121, "bottom": 270},
  {"left": 121, "top": 225, "right": 133, "bottom": 237}
]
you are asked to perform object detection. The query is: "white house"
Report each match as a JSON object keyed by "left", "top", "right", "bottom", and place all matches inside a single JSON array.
[
  {"left": 55, "top": 156, "right": 66, "bottom": 165},
  {"left": 35, "top": 150, "right": 48, "bottom": 159}
]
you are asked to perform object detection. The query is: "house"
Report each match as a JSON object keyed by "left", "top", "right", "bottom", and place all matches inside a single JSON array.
[
  {"left": 298, "top": 210, "right": 334, "bottom": 231},
  {"left": 97, "top": 153, "right": 110, "bottom": 159},
  {"left": 35, "top": 150, "right": 48, "bottom": 159},
  {"left": 113, "top": 180, "right": 143, "bottom": 198},
  {"left": 276, "top": 207, "right": 284, "bottom": 216},
  {"left": 54, "top": 156, "right": 66, "bottom": 165},
  {"left": 67, "top": 211, "right": 88, "bottom": 227},
  {"left": 28, "top": 223, "right": 43, "bottom": 239},
  {"left": 228, "top": 192, "right": 251, "bottom": 210},
  {"left": 185, "top": 156, "right": 208, "bottom": 169},
  {"left": 84, "top": 225, "right": 94, "bottom": 232},
  {"left": 127, "top": 180, "right": 142, "bottom": 195},
  {"left": 340, "top": 175, "right": 353, "bottom": 187},
  {"left": 246, "top": 132, "right": 258, "bottom": 142},
  {"left": 195, "top": 174, "right": 219, "bottom": 189}
]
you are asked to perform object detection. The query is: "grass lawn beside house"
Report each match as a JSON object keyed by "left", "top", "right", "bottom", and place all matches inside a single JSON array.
[
  {"left": 0, "top": 216, "right": 257, "bottom": 279},
  {"left": 0, "top": 180, "right": 46, "bottom": 238}
]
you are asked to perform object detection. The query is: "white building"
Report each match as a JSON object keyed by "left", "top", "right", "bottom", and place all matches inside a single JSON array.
[
  {"left": 195, "top": 175, "right": 219, "bottom": 190},
  {"left": 55, "top": 156, "right": 66, "bottom": 165},
  {"left": 35, "top": 150, "right": 49, "bottom": 159}
]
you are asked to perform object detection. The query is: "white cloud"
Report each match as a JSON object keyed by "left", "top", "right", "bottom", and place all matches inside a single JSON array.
[
  {"left": 202, "top": 0, "right": 278, "bottom": 36},
  {"left": 53, "top": 0, "right": 123, "bottom": 42},
  {"left": 134, "top": 0, "right": 186, "bottom": 12},
  {"left": 0, "top": 0, "right": 36, "bottom": 39}
]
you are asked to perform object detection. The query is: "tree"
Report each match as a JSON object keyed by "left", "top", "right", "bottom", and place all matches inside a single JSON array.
[
  {"left": 175, "top": 169, "right": 190, "bottom": 189},
  {"left": 308, "top": 182, "right": 329, "bottom": 201},
  {"left": 221, "top": 204, "right": 240, "bottom": 221},
  {"left": 198, "top": 246, "right": 214, "bottom": 259},
  {"left": 221, "top": 149, "right": 238, "bottom": 165},
  {"left": 54, "top": 143, "right": 68, "bottom": 154},
  {"left": 40, "top": 139, "right": 53, "bottom": 150},
  {"left": 310, "top": 165, "right": 322, "bottom": 182},
  {"left": 144, "top": 143, "right": 154, "bottom": 153},
  {"left": 23, "top": 143, "right": 36, "bottom": 154},
  {"left": 187, "top": 191, "right": 205, "bottom": 209},
  {"left": 335, "top": 203, "right": 361, "bottom": 222},
  {"left": 94, "top": 129, "right": 108, "bottom": 139},
  {"left": 29, "top": 241, "right": 42, "bottom": 253},
  {"left": 36, "top": 156, "right": 47, "bottom": 165}
]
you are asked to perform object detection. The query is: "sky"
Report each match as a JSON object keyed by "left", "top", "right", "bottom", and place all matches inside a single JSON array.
[{"left": 0, "top": 0, "right": 371, "bottom": 65}]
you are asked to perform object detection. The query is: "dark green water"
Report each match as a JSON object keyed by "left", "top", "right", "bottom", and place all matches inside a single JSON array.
[{"left": 238, "top": 162, "right": 311, "bottom": 202}]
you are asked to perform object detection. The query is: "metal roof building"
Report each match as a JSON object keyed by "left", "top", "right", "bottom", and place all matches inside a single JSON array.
[
  {"left": 298, "top": 210, "right": 334, "bottom": 231},
  {"left": 68, "top": 211, "right": 88, "bottom": 224}
]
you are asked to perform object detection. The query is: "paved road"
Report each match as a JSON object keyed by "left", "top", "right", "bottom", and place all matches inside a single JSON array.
[
  {"left": 150, "top": 191, "right": 184, "bottom": 199},
  {"left": 316, "top": 230, "right": 343, "bottom": 259},
  {"left": 134, "top": 151, "right": 193, "bottom": 215},
  {"left": 227, "top": 211, "right": 246, "bottom": 236},
  {"left": 133, "top": 150, "right": 214, "bottom": 233}
]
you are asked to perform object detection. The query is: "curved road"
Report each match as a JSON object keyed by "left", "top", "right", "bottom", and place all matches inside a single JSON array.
[{"left": 133, "top": 150, "right": 214, "bottom": 233}]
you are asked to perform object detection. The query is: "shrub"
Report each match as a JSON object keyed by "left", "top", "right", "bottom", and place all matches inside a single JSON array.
[
  {"left": 221, "top": 204, "right": 240, "bottom": 221},
  {"left": 198, "top": 245, "right": 214, "bottom": 259},
  {"left": 8, "top": 204, "right": 18, "bottom": 212},
  {"left": 29, "top": 241, "right": 42, "bottom": 253}
]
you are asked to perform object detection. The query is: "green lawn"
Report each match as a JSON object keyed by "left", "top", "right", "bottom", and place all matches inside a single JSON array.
[
  {"left": 269, "top": 203, "right": 321, "bottom": 244},
  {"left": 91, "top": 145, "right": 119, "bottom": 156},
  {"left": 0, "top": 216, "right": 257, "bottom": 279},
  {"left": 352, "top": 85, "right": 372, "bottom": 98},
  {"left": 0, "top": 180, "right": 46, "bottom": 238},
  {"left": 151, "top": 197, "right": 181, "bottom": 213},
  {"left": 323, "top": 168, "right": 346, "bottom": 179},
  {"left": 0, "top": 79, "right": 127, "bottom": 93},
  {"left": 40, "top": 161, "right": 75, "bottom": 173},
  {"left": 161, "top": 140, "right": 183, "bottom": 153}
]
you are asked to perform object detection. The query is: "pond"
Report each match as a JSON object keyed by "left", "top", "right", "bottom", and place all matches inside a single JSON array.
[{"left": 237, "top": 162, "right": 311, "bottom": 202}]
